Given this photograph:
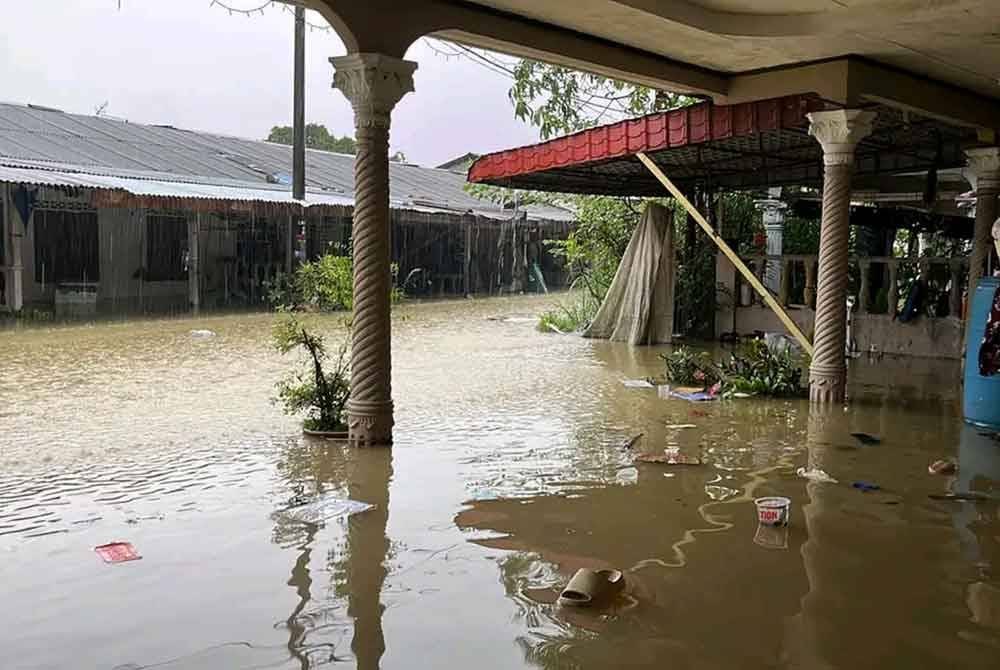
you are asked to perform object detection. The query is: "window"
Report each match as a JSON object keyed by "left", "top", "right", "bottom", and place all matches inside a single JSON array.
[
  {"left": 33, "top": 209, "right": 99, "bottom": 283},
  {"left": 146, "top": 215, "right": 188, "bottom": 281}
]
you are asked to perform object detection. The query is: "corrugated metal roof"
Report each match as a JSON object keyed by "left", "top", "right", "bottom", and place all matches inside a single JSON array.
[
  {"left": 0, "top": 102, "right": 574, "bottom": 223},
  {"left": 0, "top": 163, "right": 354, "bottom": 208}
]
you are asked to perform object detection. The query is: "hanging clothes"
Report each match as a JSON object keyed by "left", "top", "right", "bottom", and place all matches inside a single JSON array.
[{"left": 978, "top": 284, "right": 1000, "bottom": 377}]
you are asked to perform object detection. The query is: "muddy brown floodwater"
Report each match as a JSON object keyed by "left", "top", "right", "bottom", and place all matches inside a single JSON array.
[{"left": 1, "top": 294, "right": 999, "bottom": 669}]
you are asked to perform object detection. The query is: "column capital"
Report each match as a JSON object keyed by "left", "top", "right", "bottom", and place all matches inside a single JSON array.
[
  {"left": 755, "top": 199, "right": 788, "bottom": 225},
  {"left": 966, "top": 147, "right": 1000, "bottom": 194},
  {"left": 331, "top": 53, "right": 417, "bottom": 129},
  {"left": 807, "top": 109, "right": 877, "bottom": 166}
]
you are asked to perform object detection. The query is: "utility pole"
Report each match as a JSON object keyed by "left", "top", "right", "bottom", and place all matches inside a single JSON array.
[{"left": 290, "top": 4, "right": 307, "bottom": 270}]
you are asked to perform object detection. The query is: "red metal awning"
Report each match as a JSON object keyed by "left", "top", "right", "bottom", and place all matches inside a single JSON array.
[{"left": 468, "top": 94, "right": 972, "bottom": 196}]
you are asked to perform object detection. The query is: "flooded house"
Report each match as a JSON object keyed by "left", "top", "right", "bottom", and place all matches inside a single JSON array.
[{"left": 0, "top": 103, "right": 574, "bottom": 317}]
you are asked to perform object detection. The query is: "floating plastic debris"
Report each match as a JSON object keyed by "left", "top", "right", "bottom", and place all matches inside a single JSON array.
[
  {"left": 928, "top": 459, "right": 958, "bottom": 475},
  {"left": 189, "top": 329, "right": 216, "bottom": 338},
  {"left": 274, "top": 495, "right": 374, "bottom": 525},
  {"left": 754, "top": 497, "right": 791, "bottom": 527},
  {"left": 796, "top": 467, "right": 838, "bottom": 483},
  {"left": 95, "top": 542, "right": 141, "bottom": 564},
  {"left": 622, "top": 379, "right": 654, "bottom": 389},
  {"left": 619, "top": 434, "right": 643, "bottom": 450},
  {"left": 634, "top": 449, "right": 702, "bottom": 466},
  {"left": 665, "top": 423, "right": 697, "bottom": 429},
  {"left": 852, "top": 480, "right": 881, "bottom": 492}
]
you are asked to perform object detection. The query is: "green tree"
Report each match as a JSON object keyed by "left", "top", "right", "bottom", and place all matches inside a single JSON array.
[
  {"left": 509, "top": 61, "right": 692, "bottom": 139},
  {"left": 266, "top": 123, "right": 357, "bottom": 154}
]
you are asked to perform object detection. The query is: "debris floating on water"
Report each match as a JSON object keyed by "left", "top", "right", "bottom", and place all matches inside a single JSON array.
[
  {"left": 95, "top": 542, "right": 141, "bottom": 564},
  {"left": 619, "top": 434, "right": 643, "bottom": 450},
  {"left": 274, "top": 495, "right": 374, "bottom": 525},
  {"left": 665, "top": 423, "right": 697, "bottom": 429},
  {"left": 796, "top": 467, "right": 838, "bottom": 483},
  {"left": 189, "top": 329, "right": 216, "bottom": 338},
  {"left": 850, "top": 432, "right": 881, "bottom": 445},
  {"left": 634, "top": 449, "right": 702, "bottom": 466},
  {"left": 558, "top": 568, "right": 626, "bottom": 608},
  {"left": 928, "top": 491, "right": 990, "bottom": 502},
  {"left": 754, "top": 496, "right": 791, "bottom": 527},
  {"left": 622, "top": 379, "right": 655, "bottom": 389},
  {"left": 852, "top": 480, "right": 881, "bottom": 492},
  {"left": 928, "top": 459, "right": 958, "bottom": 475}
]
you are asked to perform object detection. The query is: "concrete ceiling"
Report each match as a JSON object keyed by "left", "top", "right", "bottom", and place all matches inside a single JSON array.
[{"left": 459, "top": 0, "right": 1000, "bottom": 100}]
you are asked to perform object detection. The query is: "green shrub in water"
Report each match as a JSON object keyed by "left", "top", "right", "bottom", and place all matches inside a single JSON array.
[
  {"left": 660, "top": 346, "right": 722, "bottom": 387},
  {"left": 718, "top": 340, "right": 804, "bottom": 397},
  {"left": 537, "top": 286, "right": 601, "bottom": 333},
  {"left": 267, "top": 254, "right": 404, "bottom": 312},
  {"left": 272, "top": 314, "right": 350, "bottom": 432}
]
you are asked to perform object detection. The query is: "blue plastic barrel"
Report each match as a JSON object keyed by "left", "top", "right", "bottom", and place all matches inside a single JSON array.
[{"left": 964, "top": 276, "right": 1000, "bottom": 429}]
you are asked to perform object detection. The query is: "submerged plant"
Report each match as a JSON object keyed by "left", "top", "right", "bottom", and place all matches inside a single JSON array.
[
  {"left": 718, "top": 340, "right": 805, "bottom": 397},
  {"left": 660, "top": 346, "right": 721, "bottom": 387},
  {"left": 660, "top": 341, "right": 805, "bottom": 397},
  {"left": 266, "top": 254, "right": 405, "bottom": 312},
  {"left": 272, "top": 314, "right": 350, "bottom": 432},
  {"left": 537, "top": 282, "right": 602, "bottom": 333}
]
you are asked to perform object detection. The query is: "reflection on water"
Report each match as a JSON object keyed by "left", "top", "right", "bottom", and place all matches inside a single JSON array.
[{"left": 1, "top": 295, "right": 999, "bottom": 669}]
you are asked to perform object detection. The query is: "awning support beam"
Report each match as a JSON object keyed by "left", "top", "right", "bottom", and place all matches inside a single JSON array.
[{"left": 636, "top": 152, "right": 814, "bottom": 357}]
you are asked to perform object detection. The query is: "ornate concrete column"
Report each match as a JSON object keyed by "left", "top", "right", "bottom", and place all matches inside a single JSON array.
[
  {"left": 807, "top": 109, "right": 876, "bottom": 404},
  {"left": 755, "top": 198, "right": 787, "bottom": 294},
  {"left": 965, "top": 147, "right": 1000, "bottom": 292},
  {"left": 332, "top": 53, "right": 416, "bottom": 447}
]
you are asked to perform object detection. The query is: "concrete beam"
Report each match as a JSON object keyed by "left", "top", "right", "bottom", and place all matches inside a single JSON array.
[
  {"left": 728, "top": 58, "right": 1000, "bottom": 132},
  {"left": 312, "top": 2, "right": 998, "bottom": 130},
  {"left": 311, "top": 0, "right": 727, "bottom": 95}
]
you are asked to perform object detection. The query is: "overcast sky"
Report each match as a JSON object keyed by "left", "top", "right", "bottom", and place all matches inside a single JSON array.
[{"left": 0, "top": 0, "right": 542, "bottom": 167}]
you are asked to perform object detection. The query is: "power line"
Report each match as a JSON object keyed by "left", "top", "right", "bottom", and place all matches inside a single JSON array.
[
  {"left": 207, "top": 0, "right": 332, "bottom": 31},
  {"left": 423, "top": 38, "right": 637, "bottom": 119},
  {"left": 208, "top": 0, "right": 272, "bottom": 16}
]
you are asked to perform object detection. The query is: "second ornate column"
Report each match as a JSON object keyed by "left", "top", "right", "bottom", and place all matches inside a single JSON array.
[
  {"left": 965, "top": 147, "right": 1000, "bottom": 294},
  {"left": 332, "top": 53, "right": 417, "bottom": 447},
  {"left": 806, "top": 109, "right": 876, "bottom": 404}
]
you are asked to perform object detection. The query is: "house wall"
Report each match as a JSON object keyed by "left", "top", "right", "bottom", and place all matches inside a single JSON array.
[
  {"left": 6, "top": 186, "right": 571, "bottom": 315},
  {"left": 17, "top": 189, "right": 238, "bottom": 314},
  {"left": 733, "top": 305, "right": 964, "bottom": 359}
]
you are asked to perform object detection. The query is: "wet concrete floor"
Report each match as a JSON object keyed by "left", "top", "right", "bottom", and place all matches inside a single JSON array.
[{"left": 1, "top": 294, "right": 998, "bottom": 669}]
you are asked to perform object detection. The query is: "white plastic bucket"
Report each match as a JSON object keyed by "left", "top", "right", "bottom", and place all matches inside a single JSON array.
[{"left": 754, "top": 496, "right": 791, "bottom": 527}]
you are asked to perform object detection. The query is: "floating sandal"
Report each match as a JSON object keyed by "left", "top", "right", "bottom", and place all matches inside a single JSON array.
[{"left": 557, "top": 568, "right": 625, "bottom": 607}]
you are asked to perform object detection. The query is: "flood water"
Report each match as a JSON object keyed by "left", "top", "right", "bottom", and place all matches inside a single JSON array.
[{"left": 1, "top": 294, "right": 999, "bottom": 669}]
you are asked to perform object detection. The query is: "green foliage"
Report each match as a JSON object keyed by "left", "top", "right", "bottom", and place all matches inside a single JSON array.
[
  {"left": 661, "top": 346, "right": 722, "bottom": 387},
  {"left": 548, "top": 196, "right": 642, "bottom": 302},
  {"left": 266, "top": 123, "right": 356, "bottom": 154},
  {"left": 661, "top": 341, "right": 805, "bottom": 397},
  {"left": 509, "top": 60, "right": 691, "bottom": 139},
  {"left": 537, "top": 287, "right": 602, "bottom": 333},
  {"left": 272, "top": 314, "right": 350, "bottom": 432},
  {"left": 266, "top": 255, "right": 404, "bottom": 312},
  {"left": 718, "top": 340, "right": 805, "bottom": 397},
  {"left": 295, "top": 255, "right": 354, "bottom": 311}
]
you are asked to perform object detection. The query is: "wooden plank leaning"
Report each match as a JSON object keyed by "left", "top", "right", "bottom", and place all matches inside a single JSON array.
[{"left": 636, "top": 152, "right": 814, "bottom": 357}]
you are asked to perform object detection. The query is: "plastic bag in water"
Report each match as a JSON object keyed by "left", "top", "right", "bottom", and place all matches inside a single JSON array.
[{"left": 275, "top": 495, "right": 374, "bottom": 525}]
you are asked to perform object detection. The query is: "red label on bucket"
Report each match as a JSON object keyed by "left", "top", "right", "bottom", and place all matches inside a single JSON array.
[
  {"left": 760, "top": 508, "right": 781, "bottom": 523},
  {"left": 95, "top": 542, "right": 141, "bottom": 564}
]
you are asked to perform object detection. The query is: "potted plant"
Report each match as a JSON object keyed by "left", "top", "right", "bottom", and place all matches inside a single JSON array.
[{"left": 272, "top": 313, "right": 350, "bottom": 438}]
